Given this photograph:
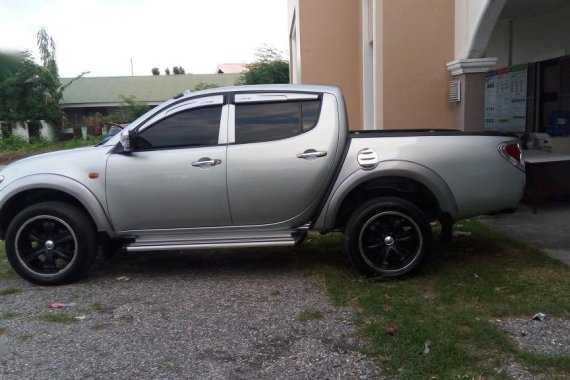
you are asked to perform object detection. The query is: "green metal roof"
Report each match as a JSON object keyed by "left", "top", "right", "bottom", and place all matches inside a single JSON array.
[{"left": 60, "top": 74, "right": 241, "bottom": 106}]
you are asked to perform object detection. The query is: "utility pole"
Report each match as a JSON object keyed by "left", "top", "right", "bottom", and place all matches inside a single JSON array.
[{"left": 130, "top": 58, "right": 134, "bottom": 76}]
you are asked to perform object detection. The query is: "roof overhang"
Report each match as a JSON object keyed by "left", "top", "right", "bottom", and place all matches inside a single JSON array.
[{"left": 62, "top": 101, "right": 162, "bottom": 108}]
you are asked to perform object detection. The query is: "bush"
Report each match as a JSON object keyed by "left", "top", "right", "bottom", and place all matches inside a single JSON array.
[
  {"left": 0, "top": 135, "right": 31, "bottom": 151},
  {"left": 0, "top": 134, "right": 102, "bottom": 153}
]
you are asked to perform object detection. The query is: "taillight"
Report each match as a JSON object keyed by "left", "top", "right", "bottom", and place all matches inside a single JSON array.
[{"left": 498, "top": 142, "right": 525, "bottom": 172}]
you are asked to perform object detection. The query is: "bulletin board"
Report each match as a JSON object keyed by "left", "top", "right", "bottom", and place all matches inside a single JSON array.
[{"left": 484, "top": 64, "right": 528, "bottom": 132}]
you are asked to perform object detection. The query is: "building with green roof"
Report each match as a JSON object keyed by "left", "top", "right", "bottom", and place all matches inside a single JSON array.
[{"left": 61, "top": 73, "right": 240, "bottom": 127}]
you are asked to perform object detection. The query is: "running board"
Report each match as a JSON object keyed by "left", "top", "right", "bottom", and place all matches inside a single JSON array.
[{"left": 125, "top": 234, "right": 299, "bottom": 252}]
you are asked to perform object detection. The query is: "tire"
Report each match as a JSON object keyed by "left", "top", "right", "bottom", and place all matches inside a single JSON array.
[
  {"left": 5, "top": 201, "right": 97, "bottom": 285},
  {"left": 344, "top": 197, "right": 432, "bottom": 278}
]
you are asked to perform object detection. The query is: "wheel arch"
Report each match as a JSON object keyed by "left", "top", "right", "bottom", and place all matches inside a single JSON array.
[
  {"left": 315, "top": 161, "right": 459, "bottom": 230},
  {"left": 0, "top": 174, "right": 114, "bottom": 240}
]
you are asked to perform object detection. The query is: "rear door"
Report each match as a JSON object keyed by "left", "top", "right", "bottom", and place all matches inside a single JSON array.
[{"left": 226, "top": 92, "right": 339, "bottom": 225}]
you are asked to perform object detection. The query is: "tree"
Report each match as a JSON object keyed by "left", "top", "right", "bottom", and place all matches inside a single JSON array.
[
  {"left": 165, "top": 68, "right": 171, "bottom": 75},
  {"left": 0, "top": 51, "right": 61, "bottom": 125},
  {"left": 172, "top": 66, "right": 185, "bottom": 75},
  {"left": 36, "top": 28, "right": 58, "bottom": 80},
  {"left": 107, "top": 95, "right": 149, "bottom": 123},
  {"left": 151, "top": 68, "right": 160, "bottom": 75},
  {"left": 0, "top": 29, "right": 63, "bottom": 130},
  {"left": 193, "top": 82, "right": 218, "bottom": 91},
  {"left": 0, "top": 51, "right": 28, "bottom": 82},
  {"left": 238, "top": 46, "right": 289, "bottom": 85}
]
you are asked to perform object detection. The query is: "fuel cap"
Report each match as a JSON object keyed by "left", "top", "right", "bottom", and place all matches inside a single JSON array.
[{"left": 357, "top": 148, "right": 379, "bottom": 169}]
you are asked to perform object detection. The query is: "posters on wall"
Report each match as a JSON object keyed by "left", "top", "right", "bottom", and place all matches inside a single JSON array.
[{"left": 484, "top": 64, "right": 528, "bottom": 132}]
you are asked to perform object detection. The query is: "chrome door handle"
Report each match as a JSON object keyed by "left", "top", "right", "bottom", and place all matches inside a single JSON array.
[
  {"left": 297, "top": 149, "right": 327, "bottom": 160},
  {"left": 191, "top": 158, "right": 222, "bottom": 167}
]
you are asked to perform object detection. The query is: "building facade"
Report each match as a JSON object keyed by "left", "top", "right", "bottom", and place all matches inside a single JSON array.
[{"left": 288, "top": 0, "right": 570, "bottom": 152}]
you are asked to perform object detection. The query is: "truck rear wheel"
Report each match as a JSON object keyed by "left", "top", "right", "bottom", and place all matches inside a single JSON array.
[
  {"left": 344, "top": 197, "right": 432, "bottom": 278},
  {"left": 5, "top": 201, "right": 97, "bottom": 285}
]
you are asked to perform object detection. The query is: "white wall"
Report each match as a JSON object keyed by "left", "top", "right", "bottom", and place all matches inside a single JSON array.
[
  {"left": 455, "top": 0, "right": 488, "bottom": 58},
  {"left": 486, "top": 20, "right": 509, "bottom": 68},
  {"left": 1, "top": 121, "right": 57, "bottom": 141},
  {"left": 513, "top": 4, "right": 570, "bottom": 64},
  {"left": 362, "top": 0, "right": 375, "bottom": 130},
  {"left": 486, "top": 4, "right": 570, "bottom": 68},
  {"left": 12, "top": 122, "right": 29, "bottom": 140},
  {"left": 287, "top": 0, "right": 301, "bottom": 83}
]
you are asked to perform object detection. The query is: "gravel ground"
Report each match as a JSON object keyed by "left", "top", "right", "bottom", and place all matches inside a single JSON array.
[
  {"left": 494, "top": 317, "right": 570, "bottom": 357},
  {"left": 501, "top": 359, "right": 547, "bottom": 380},
  {"left": 0, "top": 249, "right": 384, "bottom": 379},
  {"left": 492, "top": 317, "right": 570, "bottom": 380}
]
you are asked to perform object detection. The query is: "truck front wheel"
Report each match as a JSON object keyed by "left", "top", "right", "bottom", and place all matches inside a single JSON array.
[
  {"left": 5, "top": 201, "right": 97, "bottom": 285},
  {"left": 345, "top": 197, "right": 432, "bottom": 278}
]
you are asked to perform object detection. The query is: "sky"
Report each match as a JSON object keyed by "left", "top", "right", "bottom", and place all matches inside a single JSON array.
[{"left": 0, "top": 0, "right": 289, "bottom": 78}]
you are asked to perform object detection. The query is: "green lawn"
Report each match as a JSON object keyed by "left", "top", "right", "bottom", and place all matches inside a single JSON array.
[{"left": 0, "top": 220, "right": 568, "bottom": 378}]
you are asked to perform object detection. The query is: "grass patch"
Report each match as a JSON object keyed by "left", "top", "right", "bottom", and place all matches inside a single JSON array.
[
  {"left": 160, "top": 358, "right": 176, "bottom": 372},
  {"left": 38, "top": 312, "right": 77, "bottom": 324},
  {"left": 298, "top": 309, "right": 324, "bottom": 322},
  {"left": 79, "top": 302, "right": 104, "bottom": 314},
  {"left": 91, "top": 322, "right": 108, "bottom": 331},
  {"left": 293, "top": 220, "right": 570, "bottom": 379},
  {"left": 1, "top": 312, "right": 18, "bottom": 320},
  {"left": 0, "top": 327, "right": 6, "bottom": 335},
  {"left": 18, "top": 333, "right": 33, "bottom": 342},
  {"left": 0, "top": 243, "right": 16, "bottom": 279},
  {"left": 0, "top": 287, "right": 21, "bottom": 297},
  {"left": 89, "top": 302, "right": 103, "bottom": 312}
]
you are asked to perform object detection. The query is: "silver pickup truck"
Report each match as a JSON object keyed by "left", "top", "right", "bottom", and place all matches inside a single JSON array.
[{"left": 0, "top": 85, "right": 525, "bottom": 285}]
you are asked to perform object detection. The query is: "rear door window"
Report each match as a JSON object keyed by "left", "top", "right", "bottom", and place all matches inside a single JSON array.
[{"left": 235, "top": 99, "right": 321, "bottom": 144}]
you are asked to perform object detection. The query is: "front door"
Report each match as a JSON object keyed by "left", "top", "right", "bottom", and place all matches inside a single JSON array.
[{"left": 106, "top": 96, "right": 231, "bottom": 231}]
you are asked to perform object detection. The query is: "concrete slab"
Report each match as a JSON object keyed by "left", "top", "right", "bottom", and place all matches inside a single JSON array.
[{"left": 479, "top": 200, "right": 570, "bottom": 265}]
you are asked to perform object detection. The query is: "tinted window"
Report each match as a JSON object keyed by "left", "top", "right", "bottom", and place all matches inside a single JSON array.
[
  {"left": 301, "top": 100, "right": 320, "bottom": 132},
  {"left": 136, "top": 106, "right": 222, "bottom": 150},
  {"left": 235, "top": 99, "right": 320, "bottom": 144}
]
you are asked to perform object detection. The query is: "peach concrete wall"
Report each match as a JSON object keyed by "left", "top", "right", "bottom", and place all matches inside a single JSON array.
[
  {"left": 297, "top": 0, "right": 363, "bottom": 130},
  {"left": 378, "top": 0, "right": 455, "bottom": 130}
]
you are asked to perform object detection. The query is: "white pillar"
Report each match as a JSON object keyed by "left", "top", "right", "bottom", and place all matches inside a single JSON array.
[{"left": 446, "top": 58, "right": 498, "bottom": 132}]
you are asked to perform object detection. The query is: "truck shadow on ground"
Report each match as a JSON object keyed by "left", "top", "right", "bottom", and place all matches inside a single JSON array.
[
  {"left": 93, "top": 248, "right": 311, "bottom": 277},
  {"left": 88, "top": 233, "right": 351, "bottom": 281}
]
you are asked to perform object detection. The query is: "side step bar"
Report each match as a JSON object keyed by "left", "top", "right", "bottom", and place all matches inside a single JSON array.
[{"left": 125, "top": 234, "right": 301, "bottom": 253}]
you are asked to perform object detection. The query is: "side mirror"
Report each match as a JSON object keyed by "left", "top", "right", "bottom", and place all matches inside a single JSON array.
[{"left": 119, "top": 129, "right": 135, "bottom": 153}]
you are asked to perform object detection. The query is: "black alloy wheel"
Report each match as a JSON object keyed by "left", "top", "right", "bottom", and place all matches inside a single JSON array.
[
  {"left": 5, "top": 201, "right": 97, "bottom": 285},
  {"left": 345, "top": 197, "right": 432, "bottom": 278},
  {"left": 15, "top": 215, "right": 78, "bottom": 276},
  {"left": 358, "top": 211, "right": 422, "bottom": 272}
]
